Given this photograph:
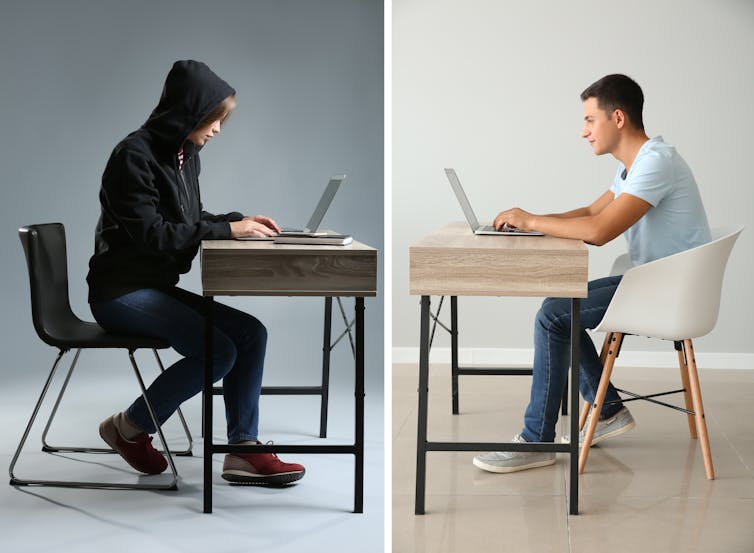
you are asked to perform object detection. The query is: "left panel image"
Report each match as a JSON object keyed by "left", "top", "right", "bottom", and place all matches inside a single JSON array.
[{"left": 0, "top": 1, "right": 383, "bottom": 551}]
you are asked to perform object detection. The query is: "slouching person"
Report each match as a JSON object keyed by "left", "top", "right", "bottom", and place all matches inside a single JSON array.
[{"left": 88, "top": 60, "right": 304, "bottom": 485}]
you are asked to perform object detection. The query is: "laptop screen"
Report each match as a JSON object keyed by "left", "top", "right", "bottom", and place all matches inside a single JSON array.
[
  {"left": 304, "top": 174, "right": 346, "bottom": 232},
  {"left": 444, "top": 168, "right": 481, "bottom": 230}
]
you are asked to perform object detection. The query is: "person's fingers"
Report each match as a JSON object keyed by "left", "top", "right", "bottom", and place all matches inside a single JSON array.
[
  {"left": 254, "top": 215, "right": 281, "bottom": 233},
  {"left": 267, "top": 217, "right": 282, "bottom": 233}
]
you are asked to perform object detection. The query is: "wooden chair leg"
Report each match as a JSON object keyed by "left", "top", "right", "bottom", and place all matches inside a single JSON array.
[
  {"left": 579, "top": 332, "right": 623, "bottom": 474},
  {"left": 684, "top": 339, "right": 715, "bottom": 480},
  {"left": 676, "top": 345, "right": 697, "bottom": 439},
  {"left": 579, "top": 332, "right": 612, "bottom": 431},
  {"left": 578, "top": 401, "right": 591, "bottom": 432},
  {"left": 599, "top": 332, "right": 612, "bottom": 366}
]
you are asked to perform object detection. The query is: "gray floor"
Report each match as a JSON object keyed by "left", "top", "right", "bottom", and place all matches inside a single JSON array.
[
  {"left": 393, "top": 363, "right": 754, "bottom": 553},
  {"left": 0, "top": 357, "right": 384, "bottom": 553}
]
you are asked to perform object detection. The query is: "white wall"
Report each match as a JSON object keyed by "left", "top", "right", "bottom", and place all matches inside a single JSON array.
[{"left": 393, "top": 0, "right": 754, "bottom": 364}]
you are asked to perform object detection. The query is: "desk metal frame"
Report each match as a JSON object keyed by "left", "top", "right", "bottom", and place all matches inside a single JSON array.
[
  {"left": 428, "top": 295, "right": 569, "bottom": 417},
  {"left": 409, "top": 222, "right": 586, "bottom": 516},
  {"left": 203, "top": 296, "right": 365, "bottom": 514},
  {"left": 205, "top": 297, "right": 356, "bottom": 440},
  {"left": 414, "top": 295, "right": 580, "bottom": 515},
  {"left": 200, "top": 238, "right": 376, "bottom": 514}
]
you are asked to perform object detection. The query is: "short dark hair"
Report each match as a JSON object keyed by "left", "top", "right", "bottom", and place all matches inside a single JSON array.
[{"left": 580, "top": 74, "right": 644, "bottom": 130}]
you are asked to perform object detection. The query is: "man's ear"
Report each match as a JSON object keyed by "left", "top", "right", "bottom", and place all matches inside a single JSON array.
[{"left": 613, "top": 108, "right": 627, "bottom": 129}]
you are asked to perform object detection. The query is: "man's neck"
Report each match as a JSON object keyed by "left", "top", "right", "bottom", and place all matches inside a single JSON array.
[{"left": 613, "top": 131, "right": 650, "bottom": 174}]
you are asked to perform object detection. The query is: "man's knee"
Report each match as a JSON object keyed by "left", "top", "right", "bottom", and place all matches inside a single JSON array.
[{"left": 536, "top": 297, "right": 570, "bottom": 333}]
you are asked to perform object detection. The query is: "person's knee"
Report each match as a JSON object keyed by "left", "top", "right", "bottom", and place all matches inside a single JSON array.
[
  {"left": 536, "top": 297, "right": 569, "bottom": 334},
  {"left": 252, "top": 318, "right": 267, "bottom": 345},
  {"left": 239, "top": 315, "right": 267, "bottom": 350},
  {"left": 212, "top": 335, "right": 238, "bottom": 381}
]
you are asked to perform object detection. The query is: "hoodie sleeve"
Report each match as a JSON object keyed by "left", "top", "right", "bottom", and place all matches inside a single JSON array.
[
  {"left": 201, "top": 209, "right": 245, "bottom": 223},
  {"left": 102, "top": 147, "right": 231, "bottom": 253}
]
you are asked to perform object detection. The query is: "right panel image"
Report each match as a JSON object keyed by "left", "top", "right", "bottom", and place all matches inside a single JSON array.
[{"left": 392, "top": 1, "right": 754, "bottom": 552}]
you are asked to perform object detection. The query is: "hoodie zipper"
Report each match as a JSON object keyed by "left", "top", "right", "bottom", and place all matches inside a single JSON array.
[{"left": 175, "top": 157, "right": 189, "bottom": 215}]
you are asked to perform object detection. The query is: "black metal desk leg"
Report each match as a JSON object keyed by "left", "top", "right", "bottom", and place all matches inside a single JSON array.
[
  {"left": 354, "top": 297, "right": 365, "bottom": 513},
  {"left": 451, "top": 296, "right": 459, "bottom": 415},
  {"left": 562, "top": 373, "right": 569, "bottom": 416},
  {"left": 320, "top": 297, "right": 333, "bottom": 439},
  {"left": 415, "top": 295, "right": 430, "bottom": 515},
  {"left": 569, "top": 298, "right": 580, "bottom": 515},
  {"left": 203, "top": 296, "right": 214, "bottom": 514}
]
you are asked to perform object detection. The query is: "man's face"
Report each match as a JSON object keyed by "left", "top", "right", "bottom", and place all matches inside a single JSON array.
[{"left": 580, "top": 97, "right": 618, "bottom": 155}]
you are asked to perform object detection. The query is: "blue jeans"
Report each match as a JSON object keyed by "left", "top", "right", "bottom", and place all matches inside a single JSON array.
[
  {"left": 91, "top": 287, "right": 266, "bottom": 444},
  {"left": 520, "top": 275, "right": 623, "bottom": 443}
]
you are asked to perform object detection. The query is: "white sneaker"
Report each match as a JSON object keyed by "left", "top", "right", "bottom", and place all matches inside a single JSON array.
[
  {"left": 562, "top": 406, "right": 636, "bottom": 446},
  {"left": 472, "top": 434, "right": 556, "bottom": 474}
]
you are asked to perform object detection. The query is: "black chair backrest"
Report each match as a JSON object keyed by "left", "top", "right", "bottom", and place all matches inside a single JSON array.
[{"left": 19, "top": 223, "right": 83, "bottom": 348}]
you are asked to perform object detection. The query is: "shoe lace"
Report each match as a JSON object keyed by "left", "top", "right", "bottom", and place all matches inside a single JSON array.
[{"left": 262, "top": 440, "right": 280, "bottom": 460}]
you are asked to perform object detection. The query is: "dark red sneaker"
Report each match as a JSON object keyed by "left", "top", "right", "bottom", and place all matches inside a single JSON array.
[
  {"left": 99, "top": 415, "right": 168, "bottom": 475},
  {"left": 222, "top": 441, "right": 305, "bottom": 486}
]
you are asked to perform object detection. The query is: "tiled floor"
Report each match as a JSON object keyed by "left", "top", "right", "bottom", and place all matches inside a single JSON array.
[{"left": 392, "top": 363, "right": 754, "bottom": 553}]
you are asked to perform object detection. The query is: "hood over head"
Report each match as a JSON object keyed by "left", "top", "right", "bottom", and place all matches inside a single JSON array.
[{"left": 143, "top": 60, "right": 236, "bottom": 153}]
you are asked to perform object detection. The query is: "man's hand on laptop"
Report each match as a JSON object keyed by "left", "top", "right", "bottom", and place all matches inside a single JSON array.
[
  {"left": 493, "top": 208, "right": 535, "bottom": 231},
  {"left": 230, "top": 215, "right": 282, "bottom": 238}
]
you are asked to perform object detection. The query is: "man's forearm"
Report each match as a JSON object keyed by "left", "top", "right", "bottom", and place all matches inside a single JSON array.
[
  {"left": 530, "top": 214, "right": 604, "bottom": 244},
  {"left": 544, "top": 206, "right": 593, "bottom": 219}
]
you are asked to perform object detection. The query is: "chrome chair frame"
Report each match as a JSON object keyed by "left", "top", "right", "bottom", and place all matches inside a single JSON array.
[
  {"left": 10, "top": 222, "right": 193, "bottom": 491},
  {"left": 9, "top": 347, "right": 190, "bottom": 490}
]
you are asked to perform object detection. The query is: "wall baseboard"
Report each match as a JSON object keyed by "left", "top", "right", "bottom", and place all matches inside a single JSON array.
[{"left": 392, "top": 347, "right": 754, "bottom": 370}]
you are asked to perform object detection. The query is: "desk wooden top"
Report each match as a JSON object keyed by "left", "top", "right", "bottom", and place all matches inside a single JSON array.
[
  {"left": 409, "top": 222, "right": 588, "bottom": 298},
  {"left": 201, "top": 238, "right": 377, "bottom": 297}
]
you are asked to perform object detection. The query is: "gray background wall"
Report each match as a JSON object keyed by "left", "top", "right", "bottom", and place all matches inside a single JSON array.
[
  {"left": 393, "top": 0, "right": 754, "bottom": 365},
  {"left": 0, "top": 0, "right": 384, "bottom": 391}
]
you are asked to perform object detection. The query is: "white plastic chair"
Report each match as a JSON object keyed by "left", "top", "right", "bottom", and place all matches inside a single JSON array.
[{"left": 578, "top": 227, "right": 744, "bottom": 479}]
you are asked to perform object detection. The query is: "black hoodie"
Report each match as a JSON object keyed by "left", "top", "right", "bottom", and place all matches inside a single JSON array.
[{"left": 87, "top": 60, "right": 242, "bottom": 302}]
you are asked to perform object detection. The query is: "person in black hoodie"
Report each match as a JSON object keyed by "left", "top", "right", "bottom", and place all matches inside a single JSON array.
[{"left": 88, "top": 60, "right": 305, "bottom": 485}]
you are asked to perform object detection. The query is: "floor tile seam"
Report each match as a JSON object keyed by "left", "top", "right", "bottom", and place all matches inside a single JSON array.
[
  {"left": 561, "top": 450, "right": 575, "bottom": 553},
  {"left": 577, "top": 492, "right": 754, "bottom": 501},
  {"left": 392, "top": 406, "right": 417, "bottom": 440},
  {"left": 707, "top": 411, "right": 754, "bottom": 476},
  {"left": 406, "top": 491, "right": 567, "bottom": 499}
]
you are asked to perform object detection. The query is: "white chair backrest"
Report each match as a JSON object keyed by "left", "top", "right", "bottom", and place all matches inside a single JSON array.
[
  {"left": 594, "top": 227, "right": 743, "bottom": 340},
  {"left": 609, "top": 253, "right": 632, "bottom": 276}
]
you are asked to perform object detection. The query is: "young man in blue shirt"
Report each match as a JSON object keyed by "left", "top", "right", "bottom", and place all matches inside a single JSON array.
[{"left": 474, "top": 74, "right": 711, "bottom": 474}]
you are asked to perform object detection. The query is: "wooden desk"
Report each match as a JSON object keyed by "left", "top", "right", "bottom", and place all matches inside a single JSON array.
[
  {"left": 409, "top": 222, "right": 588, "bottom": 515},
  {"left": 201, "top": 238, "right": 377, "bottom": 513}
]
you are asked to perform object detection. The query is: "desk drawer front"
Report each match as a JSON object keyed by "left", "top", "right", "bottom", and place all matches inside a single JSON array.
[
  {"left": 409, "top": 248, "right": 587, "bottom": 297},
  {"left": 203, "top": 251, "right": 377, "bottom": 296}
]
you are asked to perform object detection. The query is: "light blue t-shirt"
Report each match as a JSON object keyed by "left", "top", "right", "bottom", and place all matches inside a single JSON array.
[{"left": 610, "top": 136, "right": 711, "bottom": 266}]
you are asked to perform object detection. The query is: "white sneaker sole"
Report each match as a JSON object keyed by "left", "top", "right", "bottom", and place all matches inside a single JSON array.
[
  {"left": 562, "top": 419, "right": 636, "bottom": 446},
  {"left": 472, "top": 456, "right": 556, "bottom": 474}
]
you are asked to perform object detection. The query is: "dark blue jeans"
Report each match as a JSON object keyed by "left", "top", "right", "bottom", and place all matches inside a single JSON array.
[
  {"left": 91, "top": 287, "right": 266, "bottom": 444},
  {"left": 520, "top": 275, "right": 624, "bottom": 443}
]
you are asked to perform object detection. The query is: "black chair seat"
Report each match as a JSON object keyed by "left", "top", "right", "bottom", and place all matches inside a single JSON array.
[{"left": 41, "top": 319, "right": 169, "bottom": 350}]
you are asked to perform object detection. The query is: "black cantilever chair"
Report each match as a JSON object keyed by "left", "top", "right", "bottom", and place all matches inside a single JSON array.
[{"left": 9, "top": 223, "right": 192, "bottom": 490}]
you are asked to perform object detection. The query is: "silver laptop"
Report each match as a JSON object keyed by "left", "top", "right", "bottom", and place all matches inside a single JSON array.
[
  {"left": 444, "top": 168, "right": 544, "bottom": 236},
  {"left": 238, "top": 174, "right": 345, "bottom": 240}
]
